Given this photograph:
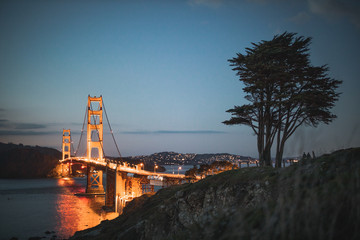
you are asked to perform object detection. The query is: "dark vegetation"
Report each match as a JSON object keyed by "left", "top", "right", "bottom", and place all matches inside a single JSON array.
[
  {"left": 71, "top": 147, "right": 360, "bottom": 240},
  {"left": 0, "top": 142, "right": 61, "bottom": 178},
  {"left": 185, "top": 160, "right": 238, "bottom": 179},
  {"left": 224, "top": 32, "right": 342, "bottom": 167}
]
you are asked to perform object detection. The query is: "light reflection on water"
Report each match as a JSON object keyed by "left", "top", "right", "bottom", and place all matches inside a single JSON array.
[
  {"left": 54, "top": 180, "right": 117, "bottom": 238},
  {"left": 162, "top": 165, "right": 194, "bottom": 174},
  {"left": 0, "top": 178, "right": 118, "bottom": 240}
]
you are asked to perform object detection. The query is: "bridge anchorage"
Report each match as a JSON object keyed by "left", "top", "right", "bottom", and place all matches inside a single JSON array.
[{"left": 60, "top": 95, "right": 191, "bottom": 213}]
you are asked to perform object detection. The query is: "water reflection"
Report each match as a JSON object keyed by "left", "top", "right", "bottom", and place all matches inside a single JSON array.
[
  {"left": 53, "top": 178, "right": 118, "bottom": 238},
  {"left": 0, "top": 178, "right": 120, "bottom": 240}
]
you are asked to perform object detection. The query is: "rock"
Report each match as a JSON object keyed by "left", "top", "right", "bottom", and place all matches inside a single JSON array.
[{"left": 174, "top": 190, "right": 184, "bottom": 198}]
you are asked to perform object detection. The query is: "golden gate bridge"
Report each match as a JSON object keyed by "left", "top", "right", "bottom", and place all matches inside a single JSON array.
[{"left": 60, "top": 95, "right": 195, "bottom": 213}]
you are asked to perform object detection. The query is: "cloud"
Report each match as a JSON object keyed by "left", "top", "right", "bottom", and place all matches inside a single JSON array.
[
  {"left": 246, "top": 0, "right": 272, "bottom": 3},
  {"left": 14, "top": 123, "right": 47, "bottom": 129},
  {"left": 156, "top": 130, "right": 226, "bottom": 134},
  {"left": 245, "top": 0, "right": 360, "bottom": 28},
  {"left": 0, "top": 119, "right": 48, "bottom": 130},
  {"left": 307, "top": 0, "right": 360, "bottom": 27},
  {"left": 0, "top": 109, "right": 5, "bottom": 118},
  {"left": 188, "top": 0, "right": 224, "bottom": 8},
  {"left": 246, "top": 0, "right": 288, "bottom": 4},
  {"left": 0, "top": 130, "right": 59, "bottom": 136},
  {"left": 0, "top": 119, "right": 9, "bottom": 128},
  {"left": 289, "top": 11, "right": 312, "bottom": 24},
  {"left": 122, "top": 130, "right": 227, "bottom": 135},
  {"left": 0, "top": 118, "right": 57, "bottom": 136}
]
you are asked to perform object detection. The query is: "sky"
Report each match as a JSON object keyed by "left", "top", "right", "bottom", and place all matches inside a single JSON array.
[{"left": 0, "top": 0, "right": 359, "bottom": 158}]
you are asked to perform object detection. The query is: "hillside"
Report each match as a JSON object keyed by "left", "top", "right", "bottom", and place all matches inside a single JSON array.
[
  {"left": 128, "top": 151, "right": 254, "bottom": 166},
  {"left": 71, "top": 147, "right": 360, "bottom": 240},
  {"left": 0, "top": 142, "right": 61, "bottom": 178}
]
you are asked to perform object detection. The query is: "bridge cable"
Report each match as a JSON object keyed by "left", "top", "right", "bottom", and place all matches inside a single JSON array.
[
  {"left": 70, "top": 135, "right": 75, "bottom": 157},
  {"left": 103, "top": 99, "right": 123, "bottom": 158},
  {"left": 74, "top": 105, "right": 88, "bottom": 157}
]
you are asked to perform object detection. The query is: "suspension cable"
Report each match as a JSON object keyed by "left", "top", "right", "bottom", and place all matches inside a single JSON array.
[
  {"left": 70, "top": 135, "right": 75, "bottom": 157},
  {"left": 103, "top": 99, "right": 122, "bottom": 158},
  {"left": 74, "top": 105, "right": 87, "bottom": 157}
]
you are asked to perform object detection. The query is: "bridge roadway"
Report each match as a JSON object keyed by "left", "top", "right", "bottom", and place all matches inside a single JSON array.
[
  {"left": 60, "top": 156, "right": 201, "bottom": 213},
  {"left": 60, "top": 157, "right": 189, "bottom": 179}
]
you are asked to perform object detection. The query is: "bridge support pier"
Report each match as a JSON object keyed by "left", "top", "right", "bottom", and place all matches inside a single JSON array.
[
  {"left": 115, "top": 171, "right": 127, "bottom": 213},
  {"left": 105, "top": 164, "right": 145, "bottom": 213},
  {"left": 105, "top": 165, "right": 127, "bottom": 212},
  {"left": 60, "top": 163, "right": 72, "bottom": 177},
  {"left": 105, "top": 168, "right": 116, "bottom": 208},
  {"left": 86, "top": 165, "right": 105, "bottom": 194},
  {"left": 130, "top": 179, "right": 142, "bottom": 197}
]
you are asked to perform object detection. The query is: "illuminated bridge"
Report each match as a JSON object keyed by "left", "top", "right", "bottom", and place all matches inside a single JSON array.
[{"left": 59, "top": 95, "right": 194, "bottom": 213}]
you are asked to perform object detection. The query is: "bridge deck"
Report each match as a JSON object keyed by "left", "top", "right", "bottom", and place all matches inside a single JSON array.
[{"left": 60, "top": 157, "right": 191, "bottom": 179}]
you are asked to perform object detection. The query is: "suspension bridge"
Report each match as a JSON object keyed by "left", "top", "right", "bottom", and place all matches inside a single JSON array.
[{"left": 60, "top": 95, "right": 192, "bottom": 213}]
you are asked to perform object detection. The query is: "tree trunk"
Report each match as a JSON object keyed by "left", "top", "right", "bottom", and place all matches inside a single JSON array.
[
  {"left": 257, "top": 134, "right": 264, "bottom": 166},
  {"left": 275, "top": 137, "right": 286, "bottom": 168},
  {"left": 275, "top": 103, "right": 282, "bottom": 168},
  {"left": 275, "top": 148, "right": 282, "bottom": 168},
  {"left": 264, "top": 125, "right": 272, "bottom": 166},
  {"left": 263, "top": 144, "right": 272, "bottom": 166},
  {"left": 275, "top": 121, "right": 282, "bottom": 168},
  {"left": 257, "top": 114, "right": 265, "bottom": 166}
]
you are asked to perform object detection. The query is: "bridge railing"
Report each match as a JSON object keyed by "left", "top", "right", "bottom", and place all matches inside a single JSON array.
[{"left": 59, "top": 157, "right": 193, "bottom": 179}]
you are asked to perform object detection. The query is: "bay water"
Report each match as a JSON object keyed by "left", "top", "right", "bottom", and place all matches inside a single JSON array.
[
  {"left": 0, "top": 177, "right": 118, "bottom": 240},
  {"left": 0, "top": 165, "right": 192, "bottom": 240}
]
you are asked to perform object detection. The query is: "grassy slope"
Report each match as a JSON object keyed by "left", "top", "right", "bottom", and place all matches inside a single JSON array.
[{"left": 71, "top": 148, "right": 360, "bottom": 240}]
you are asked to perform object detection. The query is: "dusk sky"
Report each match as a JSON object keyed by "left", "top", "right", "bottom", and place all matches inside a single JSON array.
[{"left": 0, "top": 0, "right": 359, "bottom": 158}]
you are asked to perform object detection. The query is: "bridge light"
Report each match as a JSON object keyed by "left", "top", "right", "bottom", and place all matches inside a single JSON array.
[{"left": 154, "top": 164, "right": 158, "bottom": 173}]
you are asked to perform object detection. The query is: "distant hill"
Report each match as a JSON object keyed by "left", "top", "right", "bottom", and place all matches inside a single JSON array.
[
  {"left": 0, "top": 142, "right": 61, "bottom": 178},
  {"left": 128, "top": 151, "right": 254, "bottom": 166}
]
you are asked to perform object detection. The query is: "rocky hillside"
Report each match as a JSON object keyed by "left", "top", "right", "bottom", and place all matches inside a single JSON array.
[
  {"left": 71, "top": 147, "right": 360, "bottom": 240},
  {"left": 0, "top": 142, "right": 61, "bottom": 178}
]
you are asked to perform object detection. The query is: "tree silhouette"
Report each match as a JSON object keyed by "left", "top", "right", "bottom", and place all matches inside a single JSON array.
[{"left": 223, "top": 32, "right": 342, "bottom": 167}]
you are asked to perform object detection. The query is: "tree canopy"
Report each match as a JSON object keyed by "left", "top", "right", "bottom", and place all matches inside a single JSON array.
[{"left": 223, "top": 32, "right": 342, "bottom": 167}]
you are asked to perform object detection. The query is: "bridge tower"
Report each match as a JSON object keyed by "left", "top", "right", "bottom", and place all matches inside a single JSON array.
[
  {"left": 86, "top": 95, "right": 104, "bottom": 160},
  {"left": 61, "top": 129, "right": 72, "bottom": 176},
  {"left": 62, "top": 129, "right": 71, "bottom": 160},
  {"left": 86, "top": 95, "right": 105, "bottom": 194}
]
